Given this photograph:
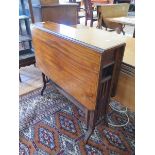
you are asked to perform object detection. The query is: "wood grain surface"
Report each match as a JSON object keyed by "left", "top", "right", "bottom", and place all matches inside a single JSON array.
[
  {"left": 34, "top": 22, "right": 126, "bottom": 51},
  {"left": 32, "top": 3, "right": 78, "bottom": 25},
  {"left": 32, "top": 22, "right": 127, "bottom": 111},
  {"left": 32, "top": 22, "right": 128, "bottom": 141},
  {"left": 32, "top": 28, "right": 101, "bottom": 110}
]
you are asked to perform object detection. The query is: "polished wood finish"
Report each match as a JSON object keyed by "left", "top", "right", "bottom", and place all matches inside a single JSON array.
[
  {"left": 32, "top": 25, "right": 101, "bottom": 110},
  {"left": 33, "top": 23, "right": 126, "bottom": 50},
  {"left": 31, "top": 1, "right": 78, "bottom": 25},
  {"left": 83, "top": 0, "right": 98, "bottom": 27},
  {"left": 32, "top": 22, "right": 126, "bottom": 141}
]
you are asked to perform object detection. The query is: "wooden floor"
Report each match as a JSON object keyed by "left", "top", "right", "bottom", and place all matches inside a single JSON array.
[
  {"left": 19, "top": 19, "right": 135, "bottom": 111},
  {"left": 19, "top": 65, "right": 42, "bottom": 96}
]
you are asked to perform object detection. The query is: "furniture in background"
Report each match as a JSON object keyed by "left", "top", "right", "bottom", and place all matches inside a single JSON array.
[
  {"left": 97, "top": 3, "right": 129, "bottom": 34},
  {"left": 113, "top": 0, "right": 130, "bottom": 3},
  {"left": 106, "top": 16, "right": 135, "bottom": 37},
  {"left": 32, "top": 22, "right": 126, "bottom": 142},
  {"left": 28, "top": 0, "right": 35, "bottom": 23},
  {"left": 83, "top": 0, "right": 98, "bottom": 27},
  {"left": 19, "top": 0, "right": 35, "bottom": 82},
  {"left": 20, "top": 0, "right": 30, "bottom": 16},
  {"left": 92, "top": 0, "right": 112, "bottom": 28},
  {"left": 129, "top": 3, "right": 135, "bottom": 12},
  {"left": 31, "top": 0, "right": 78, "bottom": 25},
  {"left": 69, "top": 0, "right": 85, "bottom": 24},
  {"left": 113, "top": 0, "right": 135, "bottom": 12}
]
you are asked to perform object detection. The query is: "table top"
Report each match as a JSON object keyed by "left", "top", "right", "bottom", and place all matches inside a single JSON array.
[
  {"left": 33, "top": 22, "right": 126, "bottom": 53},
  {"left": 106, "top": 16, "right": 135, "bottom": 26}
]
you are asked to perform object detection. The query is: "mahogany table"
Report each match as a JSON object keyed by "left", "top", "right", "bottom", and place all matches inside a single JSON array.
[{"left": 32, "top": 22, "right": 126, "bottom": 142}]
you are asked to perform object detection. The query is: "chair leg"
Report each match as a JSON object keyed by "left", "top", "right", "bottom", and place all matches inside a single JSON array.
[
  {"left": 90, "top": 19, "right": 93, "bottom": 27},
  {"left": 85, "top": 17, "right": 87, "bottom": 26},
  {"left": 121, "top": 24, "right": 125, "bottom": 35},
  {"left": 78, "top": 17, "right": 80, "bottom": 24},
  {"left": 121, "top": 28, "right": 125, "bottom": 35},
  {"left": 122, "top": 30, "right": 125, "bottom": 35}
]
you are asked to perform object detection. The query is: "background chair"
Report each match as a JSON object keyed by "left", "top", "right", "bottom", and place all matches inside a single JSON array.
[
  {"left": 113, "top": 0, "right": 135, "bottom": 12},
  {"left": 99, "top": 3, "right": 129, "bottom": 33},
  {"left": 19, "top": 0, "right": 35, "bottom": 82},
  {"left": 19, "top": 16, "right": 35, "bottom": 82},
  {"left": 83, "top": 0, "right": 98, "bottom": 27}
]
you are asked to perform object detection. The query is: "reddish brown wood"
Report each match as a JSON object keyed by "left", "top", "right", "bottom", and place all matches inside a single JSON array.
[
  {"left": 32, "top": 22, "right": 125, "bottom": 142},
  {"left": 83, "top": 0, "right": 98, "bottom": 27},
  {"left": 31, "top": 1, "right": 78, "bottom": 25}
]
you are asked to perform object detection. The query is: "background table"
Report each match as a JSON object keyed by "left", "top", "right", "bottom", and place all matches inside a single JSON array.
[{"left": 106, "top": 16, "right": 135, "bottom": 37}]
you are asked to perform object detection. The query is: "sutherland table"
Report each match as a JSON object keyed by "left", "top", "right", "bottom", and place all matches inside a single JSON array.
[{"left": 32, "top": 22, "right": 126, "bottom": 142}]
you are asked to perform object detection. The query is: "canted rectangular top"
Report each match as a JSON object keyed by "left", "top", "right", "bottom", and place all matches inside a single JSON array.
[{"left": 33, "top": 22, "right": 126, "bottom": 53}]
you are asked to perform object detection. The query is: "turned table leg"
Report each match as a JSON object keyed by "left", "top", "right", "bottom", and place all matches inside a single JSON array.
[{"left": 41, "top": 72, "right": 48, "bottom": 96}]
